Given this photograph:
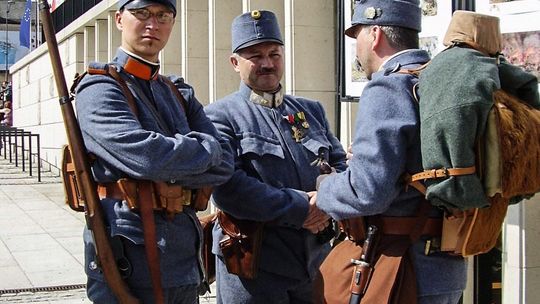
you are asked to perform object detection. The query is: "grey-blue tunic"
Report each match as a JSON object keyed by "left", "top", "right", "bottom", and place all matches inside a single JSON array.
[
  {"left": 204, "top": 82, "right": 347, "bottom": 293},
  {"left": 75, "top": 48, "right": 234, "bottom": 289},
  {"left": 317, "top": 50, "right": 468, "bottom": 296}
]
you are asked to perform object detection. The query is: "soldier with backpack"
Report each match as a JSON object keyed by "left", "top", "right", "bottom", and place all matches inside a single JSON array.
[
  {"left": 314, "top": 1, "right": 467, "bottom": 303},
  {"left": 74, "top": 0, "right": 233, "bottom": 302}
]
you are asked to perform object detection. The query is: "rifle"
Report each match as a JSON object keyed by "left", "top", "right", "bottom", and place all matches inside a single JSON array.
[
  {"left": 39, "top": 1, "right": 139, "bottom": 303},
  {"left": 349, "top": 225, "right": 379, "bottom": 304}
]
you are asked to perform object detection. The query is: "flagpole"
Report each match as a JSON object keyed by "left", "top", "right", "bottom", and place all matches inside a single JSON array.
[{"left": 5, "top": 0, "right": 15, "bottom": 82}]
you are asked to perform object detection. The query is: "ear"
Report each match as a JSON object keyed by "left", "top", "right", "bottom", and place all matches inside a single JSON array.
[
  {"left": 230, "top": 55, "right": 241, "bottom": 73},
  {"left": 115, "top": 11, "right": 123, "bottom": 31},
  {"left": 370, "top": 26, "right": 382, "bottom": 50}
]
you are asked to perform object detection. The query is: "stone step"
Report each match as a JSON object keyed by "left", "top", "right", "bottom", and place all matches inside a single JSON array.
[{"left": 0, "top": 156, "right": 61, "bottom": 185}]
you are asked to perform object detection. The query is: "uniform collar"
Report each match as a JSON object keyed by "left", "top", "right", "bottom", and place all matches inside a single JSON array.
[
  {"left": 378, "top": 49, "right": 416, "bottom": 72},
  {"left": 250, "top": 88, "right": 284, "bottom": 108},
  {"left": 115, "top": 48, "right": 160, "bottom": 80}
]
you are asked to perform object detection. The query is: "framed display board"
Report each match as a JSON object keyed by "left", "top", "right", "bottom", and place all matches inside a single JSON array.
[
  {"left": 475, "top": 0, "right": 540, "bottom": 82},
  {"left": 341, "top": 0, "right": 455, "bottom": 99}
]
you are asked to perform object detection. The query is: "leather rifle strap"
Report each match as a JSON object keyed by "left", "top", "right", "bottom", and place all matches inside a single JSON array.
[{"left": 138, "top": 181, "right": 165, "bottom": 304}]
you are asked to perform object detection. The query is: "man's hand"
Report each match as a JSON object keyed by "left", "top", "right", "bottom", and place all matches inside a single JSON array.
[{"left": 303, "top": 191, "right": 330, "bottom": 234}]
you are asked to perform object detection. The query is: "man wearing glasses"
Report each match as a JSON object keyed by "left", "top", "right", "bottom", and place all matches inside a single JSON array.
[{"left": 74, "top": 0, "right": 233, "bottom": 303}]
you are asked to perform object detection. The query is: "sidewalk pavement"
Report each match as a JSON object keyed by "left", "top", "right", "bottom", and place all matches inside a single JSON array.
[{"left": 0, "top": 182, "right": 217, "bottom": 303}]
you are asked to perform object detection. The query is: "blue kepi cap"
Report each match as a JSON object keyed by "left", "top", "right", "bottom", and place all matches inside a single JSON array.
[
  {"left": 345, "top": 0, "right": 421, "bottom": 38},
  {"left": 118, "top": 0, "right": 176, "bottom": 15},
  {"left": 231, "top": 10, "right": 284, "bottom": 53}
]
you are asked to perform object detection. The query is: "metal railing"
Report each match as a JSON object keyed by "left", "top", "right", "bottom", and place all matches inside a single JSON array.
[{"left": 0, "top": 126, "right": 42, "bottom": 182}]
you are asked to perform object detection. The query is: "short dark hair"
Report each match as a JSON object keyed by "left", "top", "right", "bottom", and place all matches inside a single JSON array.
[{"left": 379, "top": 25, "right": 419, "bottom": 50}]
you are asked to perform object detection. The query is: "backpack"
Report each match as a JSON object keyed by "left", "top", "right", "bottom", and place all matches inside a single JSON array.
[{"left": 403, "top": 11, "right": 540, "bottom": 256}]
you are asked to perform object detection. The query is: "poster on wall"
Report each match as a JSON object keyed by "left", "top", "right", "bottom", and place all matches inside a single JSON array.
[
  {"left": 475, "top": 0, "right": 540, "bottom": 82},
  {"left": 0, "top": 31, "right": 32, "bottom": 71},
  {"left": 343, "top": 0, "right": 454, "bottom": 97},
  {"left": 419, "top": 0, "right": 453, "bottom": 58},
  {"left": 343, "top": 0, "right": 367, "bottom": 97}
]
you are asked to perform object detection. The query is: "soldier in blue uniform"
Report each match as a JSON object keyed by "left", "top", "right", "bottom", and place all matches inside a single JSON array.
[
  {"left": 75, "top": 0, "right": 233, "bottom": 303},
  {"left": 316, "top": 1, "right": 467, "bottom": 303},
  {"left": 204, "top": 10, "right": 347, "bottom": 304}
]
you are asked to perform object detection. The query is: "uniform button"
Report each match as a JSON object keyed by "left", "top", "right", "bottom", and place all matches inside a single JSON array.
[{"left": 89, "top": 261, "right": 98, "bottom": 270}]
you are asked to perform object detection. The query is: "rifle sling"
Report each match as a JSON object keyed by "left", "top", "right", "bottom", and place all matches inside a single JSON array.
[{"left": 138, "top": 181, "right": 165, "bottom": 304}]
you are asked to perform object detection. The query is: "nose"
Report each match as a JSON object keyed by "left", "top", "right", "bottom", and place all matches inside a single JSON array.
[
  {"left": 260, "top": 56, "right": 274, "bottom": 68},
  {"left": 144, "top": 16, "right": 160, "bottom": 29}
]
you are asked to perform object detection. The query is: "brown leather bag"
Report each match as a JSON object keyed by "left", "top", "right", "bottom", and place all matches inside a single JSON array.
[
  {"left": 199, "top": 212, "right": 217, "bottom": 284},
  {"left": 217, "top": 211, "right": 264, "bottom": 279},
  {"left": 313, "top": 236, "right": 417, "bottom": 304}
]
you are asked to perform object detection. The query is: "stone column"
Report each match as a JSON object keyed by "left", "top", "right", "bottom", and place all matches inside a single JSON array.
[
  {"left": 83, "top": 26, "right": 96, "bottom": 68},
  {"left": 95, "top": 19, "right": 108, "bottom": 62},
  {"left": 108, "top": 11, "right": 121, "bottom": 61},
  {"left": 208, "top": 0, "right": 242, "bottom": 102},
  {"left": 502, "top": 196, "right": 540, "bottom": 303}
]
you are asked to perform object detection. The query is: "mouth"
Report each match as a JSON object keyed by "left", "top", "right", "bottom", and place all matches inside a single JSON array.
[{"left": 142, "top": 35, "right": 159, "bottom": 41}]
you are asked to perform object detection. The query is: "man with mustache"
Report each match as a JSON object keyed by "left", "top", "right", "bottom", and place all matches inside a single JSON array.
[
  {"left": 204, "top": 9, "right": 347, "bottom": 304},
  {"left": 74, "top": 0, "right": 233, "bottom": 302}
]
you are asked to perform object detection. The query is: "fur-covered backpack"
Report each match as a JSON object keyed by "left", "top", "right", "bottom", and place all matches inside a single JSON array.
[{"left": 403, "top": 11, "right": 540, "bottom": 256}]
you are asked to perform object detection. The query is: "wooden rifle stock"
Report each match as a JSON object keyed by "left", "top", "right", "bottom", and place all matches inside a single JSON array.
[{"left": 39, "top": 1, "right": 138, "bottom": 303}]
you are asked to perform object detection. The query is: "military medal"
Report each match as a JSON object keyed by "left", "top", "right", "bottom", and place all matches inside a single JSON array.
[{"left": 285, "top": 111, "right": 309, "bottom": 142}]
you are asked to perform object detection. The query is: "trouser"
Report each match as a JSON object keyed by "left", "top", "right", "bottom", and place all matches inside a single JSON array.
[
  {"left": 418, "top": 291, "right": 463, "bottom": 304},
  {"left": 216, "top": 256, "right": 314, "bottom": 304},
  {"left": 86, "top": 278, "right": 198, "bottom": 304}
]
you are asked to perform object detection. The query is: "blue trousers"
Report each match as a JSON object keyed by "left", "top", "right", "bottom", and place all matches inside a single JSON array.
[
  {"left": 216, "top": 256, "right": 314, "bottom": 304},
  {"left": 418, "top": 292, "right": 463, "bottom": 304},
  {"left": 86, "top": 278, "right": 199, "bottom": 304}
]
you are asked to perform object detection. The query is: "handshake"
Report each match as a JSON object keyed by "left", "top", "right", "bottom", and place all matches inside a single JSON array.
[{"left": 302, "top": 191, "right": 331, "bottom": 234}]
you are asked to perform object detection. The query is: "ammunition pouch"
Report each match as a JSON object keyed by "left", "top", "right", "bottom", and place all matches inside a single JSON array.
[
  {"left": 217, "top": 211, "right": 263, "bottom": 279},
  {"left": 61, "top": 144, "right": 213, "bottom": 216}
]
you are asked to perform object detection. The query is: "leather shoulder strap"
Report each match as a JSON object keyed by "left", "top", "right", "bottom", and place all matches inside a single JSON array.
[{"left": 160, "top": 76, "right": 189, "bottom": 113}]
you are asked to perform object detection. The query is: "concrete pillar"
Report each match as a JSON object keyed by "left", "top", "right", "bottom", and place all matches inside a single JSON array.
[
  {"left": 208, "top": 0, "right": 241, "bottom": 102},
  {"left": 160, "top": 0, "right": 182, "bottom": 76},
  {"left": 95, "top": 19, "right": 108, "bottom": 62},
  {"left": 502, "top": 196, "right": 540, "bottom": 303},
  {"left": 284, "top": 0, "right": 337, "bottom": 130},
  {"left": 178, "top": 0, "right": 209, "bottom": 103},
  {"left": 108, "top": 11, "right": 121, "bottom": 61},
  {"left": 84, "top": 26, "right": 96, "bottom": 68}
]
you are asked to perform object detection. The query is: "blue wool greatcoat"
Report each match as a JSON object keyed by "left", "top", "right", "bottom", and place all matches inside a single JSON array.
[
  {"left": 75, "top": 49, "right": 233, "bottom": 290},
  {"left": 317, "top": 50, "right": 468, "bottom": 296},
  {"left": 204, "top": 82, "right": 347, "bottom": 291}
]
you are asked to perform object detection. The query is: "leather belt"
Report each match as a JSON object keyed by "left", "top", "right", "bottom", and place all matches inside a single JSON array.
[
  {"left": 97, "top": 180, "right": 192, "bottom": 215},
  {"left": 377, "top": 216, "right": 442, "bottom": 237}
]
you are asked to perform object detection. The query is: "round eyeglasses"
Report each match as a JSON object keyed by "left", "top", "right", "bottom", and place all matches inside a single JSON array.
[{"left": 127, "top": 8, "right": 174, "bottom": 24}]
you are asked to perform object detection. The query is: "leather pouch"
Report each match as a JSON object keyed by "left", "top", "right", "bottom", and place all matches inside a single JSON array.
[
  {"left": 218, "top": 211, "right": 264, "bottom": 279},
  {"left": 192, "top": 186, "right": 213, "bottom": 211},
  {"left": 153, "top": 181, "right": 189, "bottom": 215},
  {"left": 199, "top": 212, "right": 218, "bottom": 284},
  {"left": 61, "top": 145, "right": 85, "bottom": 212},
  {"left": 314, "top": 236, "right": 417, "bottom": 304}
]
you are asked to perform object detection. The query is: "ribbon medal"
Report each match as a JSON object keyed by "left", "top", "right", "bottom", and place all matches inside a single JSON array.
[{"left": 285, "top": 111, "right": 310, "bottom": 142}]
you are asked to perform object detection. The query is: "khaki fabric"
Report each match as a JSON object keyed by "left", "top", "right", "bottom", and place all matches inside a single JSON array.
[{"left": 443, "top": 10, "right": 502, "bottom": 56}]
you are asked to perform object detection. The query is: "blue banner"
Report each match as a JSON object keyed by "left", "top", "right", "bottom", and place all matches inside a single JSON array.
[{"left": 19, "top": 0, "right": 32, "bottom": 49}]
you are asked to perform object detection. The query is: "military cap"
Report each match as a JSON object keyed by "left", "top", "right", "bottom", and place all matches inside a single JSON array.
[
  {"left": 231, "top": 10, "right": 283, "bottom": 53},
  {"left": 345, "top": 0, "right": 421, "bottom": 38},
  {"left": 118, "top": 0, "right": 176, "bottom": 15}
]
